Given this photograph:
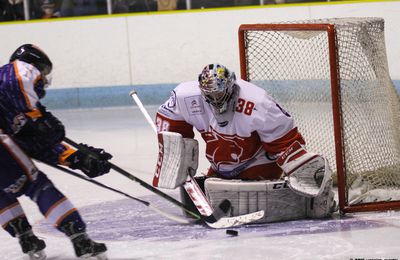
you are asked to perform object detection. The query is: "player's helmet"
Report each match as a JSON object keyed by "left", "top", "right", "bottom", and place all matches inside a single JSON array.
[
  {"left": 198, "top": 63, "right": 237, "bottom": 114},
  {"left": 9, "top": 44, "right": 52, "bottom": 75}
]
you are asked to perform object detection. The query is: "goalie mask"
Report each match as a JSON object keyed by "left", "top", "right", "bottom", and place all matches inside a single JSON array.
[
  {"left": 10, "top": 44, "right": 53, "bottom": 98},
  {"left": 198, "top": 63, "right": 238, "bottom": 115}
]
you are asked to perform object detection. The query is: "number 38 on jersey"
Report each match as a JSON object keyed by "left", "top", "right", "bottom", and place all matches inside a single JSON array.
[{"left": 236, "top": 98, "right": 255, "bottom": 116}]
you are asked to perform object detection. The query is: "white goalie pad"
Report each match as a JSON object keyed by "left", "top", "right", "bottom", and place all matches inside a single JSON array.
[
  {"left": 277, "top": 141, "right": 332, "bottom": 197},
  {"left": 153, "top": 132, "right": 199, "bottom": 189},
  {"left": 205, "top": 177, "right": 336, "bottom": 223}
]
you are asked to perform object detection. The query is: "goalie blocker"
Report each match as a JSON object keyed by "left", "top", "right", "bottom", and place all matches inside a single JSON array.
[
  {"left": 153, "top": 131, "right": 215, "bottom": 217},
  {"left": 153, "top": 131, "right": 199, "bottom": 189}
]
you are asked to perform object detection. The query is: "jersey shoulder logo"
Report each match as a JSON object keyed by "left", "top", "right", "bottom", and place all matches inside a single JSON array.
[
  {"left": 184, "top": 95, "right": 204, "bottom": 116},
  {"left": 166, "top": 90, "right": 177, "bottom": 108}
]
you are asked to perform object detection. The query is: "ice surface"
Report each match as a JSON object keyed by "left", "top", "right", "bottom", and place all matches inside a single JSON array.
[{"left": 1, "top": 106, "right": 400, "bottom": 260}]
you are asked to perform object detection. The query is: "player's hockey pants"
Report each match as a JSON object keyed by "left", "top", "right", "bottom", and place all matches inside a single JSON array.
[{"left": 0, "top": 133, "right": 85, "bottom": 237}]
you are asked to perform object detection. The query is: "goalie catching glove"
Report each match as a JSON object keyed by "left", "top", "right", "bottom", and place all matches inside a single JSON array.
[
  {"left": 276, "top": 141, "right": 332, "bottom": 197},
  {"left": 66, "top": 144, "right": 112, "bottom": 178}
]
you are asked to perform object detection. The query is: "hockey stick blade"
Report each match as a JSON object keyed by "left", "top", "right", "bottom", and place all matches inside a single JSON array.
[
  {"left": 202, "top": 199, "right": 231, "bottom": 223},
  {"left": 206, "top": 210, "right": 265, "bottom": 229}
]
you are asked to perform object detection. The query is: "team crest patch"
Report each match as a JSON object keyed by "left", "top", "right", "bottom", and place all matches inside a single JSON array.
[
  {"left": 184, "top": 95, "right": 204, "bottom": 115},
  {"left": 166, "top": 90, "right": 177, "bottom": 108}
]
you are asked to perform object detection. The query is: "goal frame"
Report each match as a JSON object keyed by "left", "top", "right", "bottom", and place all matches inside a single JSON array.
[{"left": 238, "top": 23, "right": 400, "bottom": 214}]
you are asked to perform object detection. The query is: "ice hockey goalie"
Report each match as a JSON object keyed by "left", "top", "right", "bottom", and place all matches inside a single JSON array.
[{"left": 153, "top": 63, "right": 337, "bottom": 223}]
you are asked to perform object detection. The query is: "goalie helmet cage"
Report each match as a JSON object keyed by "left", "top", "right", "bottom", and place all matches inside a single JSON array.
[{"left": 238, "top": 17, "right": 400, "bottom": 215}]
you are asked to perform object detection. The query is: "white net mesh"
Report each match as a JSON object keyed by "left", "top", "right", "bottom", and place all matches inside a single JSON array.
[{"left": 240, "top": 17, "right": 400, "bottom": 206}]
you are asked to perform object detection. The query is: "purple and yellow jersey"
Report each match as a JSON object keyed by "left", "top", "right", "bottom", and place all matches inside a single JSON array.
[
  {"left": 0, "top": 60, "right": 74, "bottom": 165},
  {"left": 0, "top": 60, "right": 42, "bottom": 133}
]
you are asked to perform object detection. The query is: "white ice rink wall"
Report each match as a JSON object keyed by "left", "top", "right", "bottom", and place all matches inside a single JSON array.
[{"left": 0, "top": 0, "right": 399, "bottom": 108}]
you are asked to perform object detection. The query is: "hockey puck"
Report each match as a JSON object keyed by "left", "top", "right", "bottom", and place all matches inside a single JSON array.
[{"left": 226, "top": 229, "right": 239, "bottom": 236}]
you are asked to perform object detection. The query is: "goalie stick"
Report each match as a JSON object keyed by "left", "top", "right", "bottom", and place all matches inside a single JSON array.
[{"left": 129, "top": 90, "right": 265, "bottom": 228}]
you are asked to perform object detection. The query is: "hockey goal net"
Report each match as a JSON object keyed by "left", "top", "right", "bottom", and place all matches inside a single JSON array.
[{"left": 238, "top": 17, "right": 400, "bottom": 214}]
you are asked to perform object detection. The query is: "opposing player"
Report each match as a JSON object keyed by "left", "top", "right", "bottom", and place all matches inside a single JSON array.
[
  {"left": 154, "top": 63, "right": 336, "bottom": 222},
  {"left": 0, "top": 44, "right": 111, "bottom": 259}
]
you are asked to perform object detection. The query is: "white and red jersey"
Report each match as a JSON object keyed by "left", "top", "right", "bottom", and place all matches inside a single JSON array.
[{"left": 156, "top": 79, "right": 304, "bottom": 180}]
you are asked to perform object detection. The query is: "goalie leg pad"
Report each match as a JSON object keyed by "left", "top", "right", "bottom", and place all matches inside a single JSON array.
[
  {"left": 153, "top": 132, "right": 198, "bottom": 189},
  {"left": 205, "top": 178, "right": 307, "bottom": 223},
  {"left": 205, "top": 178, "right": 336, "bottom": 223}
]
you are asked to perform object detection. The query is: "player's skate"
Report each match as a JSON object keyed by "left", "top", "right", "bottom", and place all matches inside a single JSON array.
[
  {"left": 71, "top": 232, "right": 107, "bottom": 259},
  {"left": 9, "top": 218, "right": 46, "bottom": 260},
  {"left": 20, "top": 232, "right": 47, "bottom": 260},
  {"left": 61, "top": 220, "right": 107, "bottom": 259}
]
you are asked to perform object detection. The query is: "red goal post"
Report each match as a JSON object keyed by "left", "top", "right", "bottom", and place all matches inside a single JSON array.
[{"left": 238, "top": 18, "right": 400, "bottom": 214}]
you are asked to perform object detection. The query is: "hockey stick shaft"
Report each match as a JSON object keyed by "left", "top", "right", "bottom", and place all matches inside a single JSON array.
[
  {"left": 56, "top": 165, "right": 194, "bottom": 224},
  {"left": 51, "top": 163, "right": 149, "bottom": 205},
  {"left": 63, "top": 137, "right": 201, "bottom": 221},
  {"left": 45, "top": 163, "right": 193, "bottom": 224},
  {"left": 130, "top": 91, "right": 158, "bottom": 133}
]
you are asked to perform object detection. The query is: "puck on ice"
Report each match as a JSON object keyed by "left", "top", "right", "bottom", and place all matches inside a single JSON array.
[{"left": 226, "top": 229, "right": 239, "bottom": 236}]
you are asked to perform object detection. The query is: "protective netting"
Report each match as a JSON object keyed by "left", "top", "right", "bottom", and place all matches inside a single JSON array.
[{"left": 240, "top": 17, "right": 400, "bottom": 206}]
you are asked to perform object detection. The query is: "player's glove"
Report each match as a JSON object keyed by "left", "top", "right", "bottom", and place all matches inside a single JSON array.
[
  {"left": 66, "top": 144, "right": 112, "bottom": 178},
  {"left": 15, "top": 104, "right": 65, "bottom": 146},
  {"left": 35, "top": 104, "right": 65, "bottom": 144},
  {"left": 13, "top": 104, "right": 65, "bottom": 160}
]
